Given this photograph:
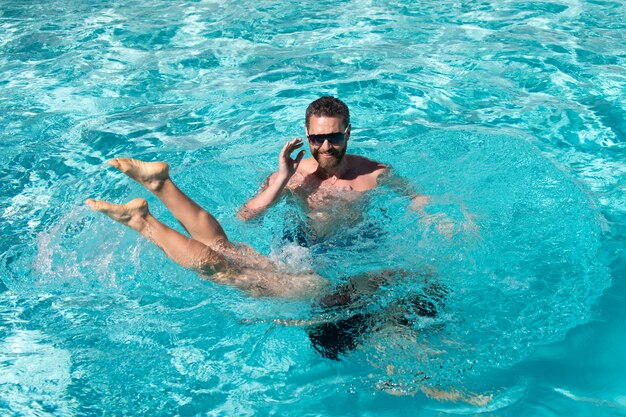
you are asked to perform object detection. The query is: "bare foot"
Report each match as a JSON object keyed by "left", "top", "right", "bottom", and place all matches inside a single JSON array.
[
  {"left": 420, "top": 386, "right": 493, "bottom": 406},
  {"left": 86, "top": 198, "right": 149, "bottom": 232},
  {"left": 109, "top": 158, "right": 169, "bottom": 192}
]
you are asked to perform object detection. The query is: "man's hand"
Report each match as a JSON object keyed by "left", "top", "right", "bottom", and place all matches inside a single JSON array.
[
  {"left": 237, "top": 138, "right": 306, "bottom": 221},
  {"left": 278, "top": 138, "right": 306, "bottom": 180}
]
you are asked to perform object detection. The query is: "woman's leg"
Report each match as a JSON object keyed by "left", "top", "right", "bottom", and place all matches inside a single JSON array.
[
  {"left": 109, "top": 158, "right": 228, "bottom": 247},
  {"left": 86, "top": 198, "right": 228, "bottom": 274},
  {"left": 86, "top": 198, "right": 327, "bottom": 299}
]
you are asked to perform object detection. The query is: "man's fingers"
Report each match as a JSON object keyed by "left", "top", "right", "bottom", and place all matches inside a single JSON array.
[
  {"left": 280, "top": 138, "right": 303, "bottom": 156},
  {"left": 289, "top": 142, "right": 304, "bottom": 152},
  {"left": 294, "top": 150, "right": 305, "bottom": 165},
  {"left": 283, "top": 140, "right": 303, "bottom": 157},
  {"left": 288, "top": 138, "right": 303, "bottom": 150},
  {"left": 280, "top": 140, "right": 292, "bottom": 155}
]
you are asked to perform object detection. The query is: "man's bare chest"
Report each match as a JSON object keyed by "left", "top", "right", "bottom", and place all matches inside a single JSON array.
[{"left": 288, "top": 176, "right": 362, "bottom": 210}]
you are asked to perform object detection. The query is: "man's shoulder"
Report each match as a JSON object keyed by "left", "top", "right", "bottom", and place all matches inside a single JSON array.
[
  {"left": 297, "top": 157, "right": 319, "bottom": 174},
  {"left": 347, "top": 154, "right": 387, "bottom": 175}
]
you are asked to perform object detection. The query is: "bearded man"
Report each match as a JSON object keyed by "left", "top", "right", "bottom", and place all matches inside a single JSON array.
[{"left": 238, "top": 96, "right": 423, "bottom": 230}]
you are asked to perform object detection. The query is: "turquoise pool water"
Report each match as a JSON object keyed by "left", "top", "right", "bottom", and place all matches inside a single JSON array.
[{"left": 1, "top": 0, "right": 625, "bottom": 415}]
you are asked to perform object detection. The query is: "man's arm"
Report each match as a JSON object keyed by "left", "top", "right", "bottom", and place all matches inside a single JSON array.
[
  {"left": 237, "top": 138, "right": 305, "bottom": 221},
  {"left": 378, "top": 167, "right": 462, "bottom": 237},
  {"left": 377, "top": 167, "right": 429, "bottom": 213},
  {"left": 237, "top": 171, "right": 289, "bottom": 220},
  {"left": 381, "top": 167, "right": 480, "bottom": 239}
]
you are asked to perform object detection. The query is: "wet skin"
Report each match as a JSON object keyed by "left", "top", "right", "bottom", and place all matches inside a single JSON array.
[{"left": 238, "top": 116, "right": 388, "bottom": 237}]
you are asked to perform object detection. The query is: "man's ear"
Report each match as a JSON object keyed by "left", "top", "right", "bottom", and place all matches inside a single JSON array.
[{"left": 345, "top": 124, "right": 351, "bottom": 141}]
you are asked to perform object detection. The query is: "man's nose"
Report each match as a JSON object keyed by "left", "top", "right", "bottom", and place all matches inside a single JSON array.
[{"left": 319, "top": 139, "right": 332, "bottom": 150}]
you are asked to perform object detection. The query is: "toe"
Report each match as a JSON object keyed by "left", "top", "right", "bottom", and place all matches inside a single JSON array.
[{"left": 85, "top": 199, "right": 101, "bottom": 210}]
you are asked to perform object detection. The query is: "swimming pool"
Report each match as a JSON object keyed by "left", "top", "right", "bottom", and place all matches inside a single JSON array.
[{"left": 1, "top": 0, "right": 625, "bottom": 415}]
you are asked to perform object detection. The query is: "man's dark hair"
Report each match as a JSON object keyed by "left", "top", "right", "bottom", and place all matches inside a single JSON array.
[{"left": 305, "top": 96, "right": 350, "bottom": 128}]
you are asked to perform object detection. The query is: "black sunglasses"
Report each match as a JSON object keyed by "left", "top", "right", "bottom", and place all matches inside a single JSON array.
[{"left": 307, "top": 125, "right": 350, "bottom": 146}]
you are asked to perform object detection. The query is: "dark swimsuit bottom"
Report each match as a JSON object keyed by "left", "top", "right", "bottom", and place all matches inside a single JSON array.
[
  {"left": 282, "top": 220, "right": 386, "bottom": 254},
  {"left": 306, "top": 283, "right": 445, "bottom": 361},
  {"left": 283, "top": 222, "right": 445, "bottom": 360}
]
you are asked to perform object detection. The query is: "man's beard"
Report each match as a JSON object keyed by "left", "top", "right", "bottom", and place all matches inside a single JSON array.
[{"left": 312, "top": 147, "right": 347, "bottom": 169}]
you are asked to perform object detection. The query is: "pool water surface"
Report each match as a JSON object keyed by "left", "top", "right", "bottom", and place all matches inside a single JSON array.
[{"left": 1, "top": 0, "right": 625, "bottom": 415}]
